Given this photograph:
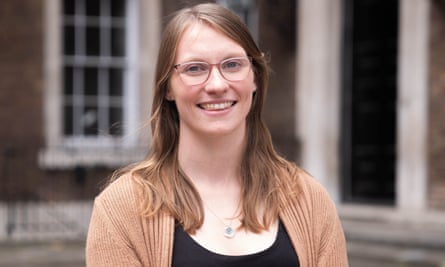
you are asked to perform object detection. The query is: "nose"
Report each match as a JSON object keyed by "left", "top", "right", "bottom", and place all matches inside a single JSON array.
[{"left": 204, "top": 65, "right": 229, "bottom": 93}]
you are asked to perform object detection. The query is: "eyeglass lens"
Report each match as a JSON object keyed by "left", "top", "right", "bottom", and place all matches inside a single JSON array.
[{"left": 175, "top": 57, "right": 251, "bottom": 85}]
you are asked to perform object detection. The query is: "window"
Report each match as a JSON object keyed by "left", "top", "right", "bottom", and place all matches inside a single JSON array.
[
  {"left": 62, "top": 0, "right": 129, "bottom": 146},
  {"left": 39, "top": 0, "right": 153, "bottom": 168},
  {"left": 217, "top": 0, "right": 258, "bottom": 40}
]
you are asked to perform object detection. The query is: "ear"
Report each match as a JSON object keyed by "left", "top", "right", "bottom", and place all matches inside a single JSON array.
[{"left": 165, "top": 89, "right": 174, "bottom": 101}]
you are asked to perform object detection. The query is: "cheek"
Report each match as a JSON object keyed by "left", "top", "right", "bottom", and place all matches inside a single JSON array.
[
  {"left": 244, "top": 74, "right": 257, "bottom": 95},
  {"left": 247, "top": 71, "right": 256, "bottom": 91},
  {"left": 167, "top": 87, "right": 195, "bottom": 116},
  {"left": 166, "top": 77, "right": 179, "bottom": 100}
]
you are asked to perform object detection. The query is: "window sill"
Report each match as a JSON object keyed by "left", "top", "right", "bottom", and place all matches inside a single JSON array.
[{"left": 38, "top": 146, "right": 147, "bottom": 169}]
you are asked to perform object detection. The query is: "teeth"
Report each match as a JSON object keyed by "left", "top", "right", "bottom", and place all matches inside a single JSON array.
[{"left": 201, "top": 102, "right": 233, "bottom": 110}]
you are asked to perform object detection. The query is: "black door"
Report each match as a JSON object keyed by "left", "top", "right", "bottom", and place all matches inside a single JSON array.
[{"left": 341, "top": 0, "right": 399, "bottom": 204}]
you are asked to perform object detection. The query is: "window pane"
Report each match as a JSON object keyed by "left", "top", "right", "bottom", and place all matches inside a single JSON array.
[
  {"left": 86, "top": 26, "right": 100, "bottom": 56},
  {"left": 110, "top": 107, "right": 123, "bottom": 136},
  {"left": 63, "top": 0, "right": 75, "bottom": 15},
  {"left": 84, "top": 67, "right": 98, "bottom": 96},
  {"left": 86, "top": 0, "right": 100, "bottom": 17},
  {"left": 64, "top": 25, "right": 75, "bottom": 55},
  {"left": 64, "top": 104, "right": 73, "bottom": 135},
  {"left": 111, "top": 0, "right": 126, "bottom": 17},
  {"left": 109, "top": 68, "right": 123, "bottom": 96},
  {"left": 111, "top": 27, "right": 125, "bottom": 56},
  {"left": 61, "top": 0, "right": 130, "bottom": 140},
  {"left": 83, "top": 106, "right": 99, "bottom": 136},
  {"left": 64, "top": 66, "right": 74, "bottom": 95}
]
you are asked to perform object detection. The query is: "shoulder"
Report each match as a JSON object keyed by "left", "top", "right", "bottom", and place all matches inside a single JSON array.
[
  {"left": 87, "top": 174, "right": 163, "bottom": 265},
  {"left": 284, "top": 165, "right": 333, "bottom": 201},
  {"left": 97, "top": 174, "right": 136, "bottom": 202},
  {"left": 298, "top": 170, "right": 334, "bottom": 203},
  {"left": 281, "top": 166, "right": 339, "bottom": 218},
  {"left": 93, "top": 173, "right": 140, "bottom": 220}
]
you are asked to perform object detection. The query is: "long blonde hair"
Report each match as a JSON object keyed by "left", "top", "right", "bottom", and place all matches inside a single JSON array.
[{"left": 116, "top": 3, "right": 300, "bottom": 234}]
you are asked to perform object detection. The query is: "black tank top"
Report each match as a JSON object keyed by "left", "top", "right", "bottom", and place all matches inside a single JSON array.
[{"left": 172, "top": 221, "right": 300, "bottom": 267}]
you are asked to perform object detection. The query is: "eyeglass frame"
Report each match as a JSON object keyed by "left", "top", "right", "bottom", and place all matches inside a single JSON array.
[{"left": 172, "top": 56, "right": 253, "bottom": 86}]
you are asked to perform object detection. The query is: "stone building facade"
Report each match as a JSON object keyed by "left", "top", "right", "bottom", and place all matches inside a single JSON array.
[
  {"left": 0, "top": 0, "right": 444, "bottom": 246},
  {"left": 429, "top": 0, "right": 445, "bottom": 210},
  {"left": 0, "top": 1, "right": 109, "bottom": 202}
]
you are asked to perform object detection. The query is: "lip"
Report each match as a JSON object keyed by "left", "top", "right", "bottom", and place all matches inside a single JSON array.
[{"left": 198, "top": 101, "right": 236, "bottom": 111}]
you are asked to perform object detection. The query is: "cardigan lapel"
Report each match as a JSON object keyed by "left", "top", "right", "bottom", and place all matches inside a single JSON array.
[
  {"left": 279, "top": 175, "right": 314, "bottom": 267},
  {"left": 141, "top": 212, "right": 176, "bottom": 267}
]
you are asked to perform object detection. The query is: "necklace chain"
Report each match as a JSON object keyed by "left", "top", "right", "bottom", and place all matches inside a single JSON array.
[
  {"left": 203, "top": 201, "right": 240, "bottom": 239},
  {"left": 178, "top": 168, "right": 241, "bottom": 239}
]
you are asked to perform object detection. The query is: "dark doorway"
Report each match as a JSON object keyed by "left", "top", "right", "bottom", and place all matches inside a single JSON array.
[{"left": 341, "top": 0, "right": 399, "bottom": 204}]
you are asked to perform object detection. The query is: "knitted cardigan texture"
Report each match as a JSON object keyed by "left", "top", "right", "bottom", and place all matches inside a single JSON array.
[{"left": 86, "top": 171, "right": 349, "bottom": 266}]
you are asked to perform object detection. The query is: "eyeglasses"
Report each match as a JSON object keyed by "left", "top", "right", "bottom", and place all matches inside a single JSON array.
[{"left": 173, "top": 56, "right": 252, "bottom": 86}]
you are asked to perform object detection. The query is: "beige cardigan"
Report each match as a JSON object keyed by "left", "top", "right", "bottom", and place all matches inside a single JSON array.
[{"left": 86, "top": 171, "right": 349, "bottom": 266}]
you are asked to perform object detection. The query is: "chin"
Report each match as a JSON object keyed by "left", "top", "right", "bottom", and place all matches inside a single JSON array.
[{"left": 203, "top": 124, "right": 245, "bottom": 138}]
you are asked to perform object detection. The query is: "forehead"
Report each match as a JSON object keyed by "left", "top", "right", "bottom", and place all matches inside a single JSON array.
[{"left": 175, "top": 22, "right": 246, "bottom": 62}]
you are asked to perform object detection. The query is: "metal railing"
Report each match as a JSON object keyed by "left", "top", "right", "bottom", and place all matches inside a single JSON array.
[
  {"left": 1, "top": 201, "right": 92, "bottom": 241},
  {"left": 1, "top": 146, "right": 92, "bottom": 241}
]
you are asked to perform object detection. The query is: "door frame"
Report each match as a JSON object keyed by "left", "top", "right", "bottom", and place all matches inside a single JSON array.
[{"left": 296, "top": 0, "right": 429, "bottom": 211}]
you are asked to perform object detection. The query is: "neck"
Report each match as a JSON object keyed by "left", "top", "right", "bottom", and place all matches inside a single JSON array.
[{"left": 177, "top": 127, "right": 245, "bottom": 187}]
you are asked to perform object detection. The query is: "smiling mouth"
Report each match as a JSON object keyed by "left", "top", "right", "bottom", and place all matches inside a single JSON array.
[{"left": 199, "top": 101, "right": 236, "bottom": 111}]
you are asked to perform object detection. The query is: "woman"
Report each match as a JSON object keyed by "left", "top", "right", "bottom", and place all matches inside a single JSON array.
[{"left": 86, "top": 3, "right": 348, "bottom": 266}]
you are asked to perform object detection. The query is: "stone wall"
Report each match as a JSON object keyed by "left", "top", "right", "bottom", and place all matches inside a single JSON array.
[
  {"left": 258, "top": 0, "right": 298, "bottom": 162},
  {"left": 0, "top": 1, "right": 43, "bottom": 152},
  {"left": 4, "top": 0, "right": 443, "bottom": 207},
  {"left": 429, "top": 0, "right": 445, "bottom": 210},
  {"left": 0, "top": 0, "right": 109, "bottom": 202}
]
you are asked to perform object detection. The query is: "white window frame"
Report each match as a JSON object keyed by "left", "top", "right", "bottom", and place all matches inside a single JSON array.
[
  {"left": 40, "top": 0, "right": 159, "bottom": 168},
  {"left": 62, "top": 0, "right": 134, "bottom": 147}
]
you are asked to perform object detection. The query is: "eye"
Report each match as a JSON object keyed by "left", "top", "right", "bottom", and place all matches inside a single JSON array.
[
  {"left": 181, "top": 62, "right": 209, "bottom": 76},
  {"left": 221, "top": 58, "right": 245, "bottom": 72}
]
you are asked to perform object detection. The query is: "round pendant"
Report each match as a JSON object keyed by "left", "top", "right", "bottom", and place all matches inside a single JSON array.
[{"left": 224, "top": 226, "right": 236, "bottom": 238}]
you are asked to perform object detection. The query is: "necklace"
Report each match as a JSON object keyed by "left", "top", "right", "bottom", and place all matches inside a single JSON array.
[
  {"left": 177, "top": 168, "right": 241, "bottom": 238},
  {"left": 204, "top": 202, "right": 240, "bottom": 239}
]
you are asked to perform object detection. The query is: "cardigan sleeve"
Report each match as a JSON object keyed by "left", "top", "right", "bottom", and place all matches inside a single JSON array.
[
  {"left": 307, "top": 175, "right": 349, "bottom": 267},
  {"left": 85, "top": 176, "right": 149, "bottom": 267},
  {"left": 316, "top": 196, "right": 349, "bottom": 267},
  {"left": 280, "top": 169, "right": 349, "bottom": 267},
  {"left": 86, "top": 197, "right": 143, "bottom": 267}
]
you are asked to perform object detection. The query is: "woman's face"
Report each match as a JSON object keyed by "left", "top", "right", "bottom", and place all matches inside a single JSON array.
[{"left": 168, "top": 22, "right": 256, "bottom": 139}]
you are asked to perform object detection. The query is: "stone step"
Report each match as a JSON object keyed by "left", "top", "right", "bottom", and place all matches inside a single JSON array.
[
  {"left": 0, "top": 241, "right": 85, "bottom": 267},
  {"left": 348, "top": 240, "right": 445, "bottom": 267},
  {"left": 343, "top": 219, "right": 445, "bottom": 267}
]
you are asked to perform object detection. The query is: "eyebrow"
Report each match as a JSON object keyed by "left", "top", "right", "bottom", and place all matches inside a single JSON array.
[{"left": 176, "top": 54, "right": 248, "bottom": 64}]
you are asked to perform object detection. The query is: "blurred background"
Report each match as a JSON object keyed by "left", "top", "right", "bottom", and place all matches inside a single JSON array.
[{"left": 0, "top": 0, "right": 445, "bottom": 266}]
